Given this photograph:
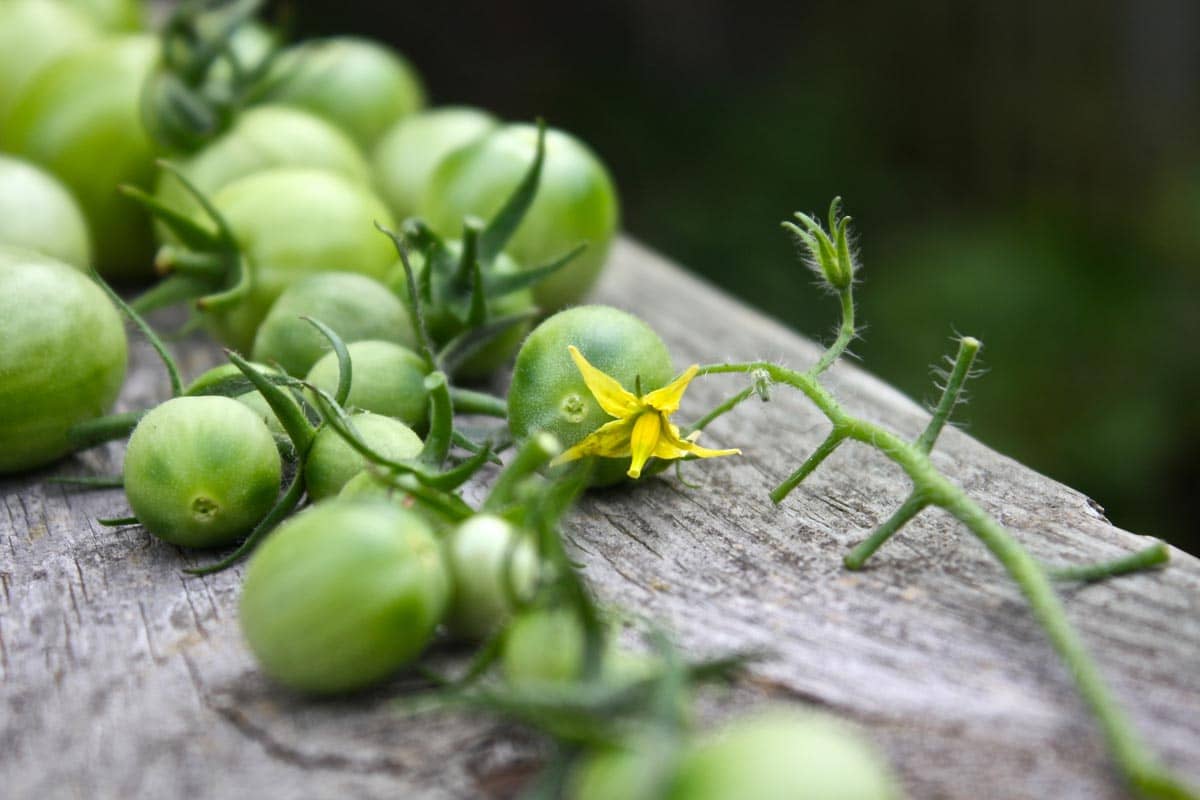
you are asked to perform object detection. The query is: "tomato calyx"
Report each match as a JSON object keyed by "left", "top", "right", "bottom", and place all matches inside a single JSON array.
[{"left": 142, "top": 0, "right": 283, "bottom": 153}]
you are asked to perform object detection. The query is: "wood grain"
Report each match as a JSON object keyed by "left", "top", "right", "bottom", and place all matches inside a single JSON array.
[{"left": 2, "top": 239, "right": 1197, "bottom": 799}]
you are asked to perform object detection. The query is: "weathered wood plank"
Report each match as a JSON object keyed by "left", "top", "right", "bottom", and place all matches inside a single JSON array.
[{"left": 2, "top": 238, "right": 1197, "bottom": 799}]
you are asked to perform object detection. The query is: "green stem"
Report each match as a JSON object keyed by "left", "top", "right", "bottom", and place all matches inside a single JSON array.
[
  {"left": 1049, "top": 543, "right": 1170, "bottom": 583},
  {"left": 67, "top": 411, "right": 145, "bottom": 450},
  {"left": 697, "top": 359, "right": 1189, "bottom": 797},
  {"left": 915, "top": 337, "right": 981, "bottom": 454},
  {"left": 808, "top": 289, "right": 855, "bottom": 376},
  {"left": 843, "top": 491, "right": 928, "bottom": 569},
  {"left": 450, "top": 387, "right": 509, "bottom": 418},
  {"left": 769, "top": 430, "right": 846, "bottom": 504},
  {"left": 685, "top": 385, "right": 756, "bottom": 436}
]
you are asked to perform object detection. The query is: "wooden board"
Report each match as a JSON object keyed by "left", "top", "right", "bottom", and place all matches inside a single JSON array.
[{"left": 2, "top": 239, "right": 1197, "bottom": 799}]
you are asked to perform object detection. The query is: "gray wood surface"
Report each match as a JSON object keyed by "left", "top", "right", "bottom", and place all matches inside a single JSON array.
[{"left": 2, "top": 239, "right": 1197, "bottom": 800}]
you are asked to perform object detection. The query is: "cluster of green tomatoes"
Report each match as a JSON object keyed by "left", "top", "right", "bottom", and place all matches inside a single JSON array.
[{"left": 1, "top": 1, "right": 903, "bottom": 797}]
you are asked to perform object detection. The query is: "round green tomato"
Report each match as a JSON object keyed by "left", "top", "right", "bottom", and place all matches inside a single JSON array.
[
  {"left": 669, "top": 709, "right": 902, "bottom": 800},
  {"left": 304, "top": 411, "right": 423, "bottom": 501},
  {"left": 338, "top": 470, "right": 459, "bottom": 531},
  {"left": 198, "top": 168, "right": 396, "bottom": 352},
  {"left": 0, "top": 247, "right": 127, "bottom": 474},
  {"left": 265, "top": 37, "right": 424, "bottom": 150},
  {"left": 0, "top": 155, "right": 91, "bottom": 268},
  {"left": 570, "top": 737, "right": 679, "bottom": 800},
  {"left": 154, "top": 106, "right": 369, "bottom": 241},
  {"left": 122, "top": 396, "right": 282, "bottom": 548},
  {"left": 0, "top": 0, "right": 98, "bottom": 129},
  {"left": 251, "top": 271, "right": 413, "bottom": 378},
  {"left": 443, "top": 514, "right": 539, "bottom": 641},
  {"left": 503, "top": 606, "right": 587, "bottom": 686},
  {"left": 306, "top": 341, "right": 429, "bottom": 429},
  {"left": 372, "top": 106, "right": 497, "bottom": 221},
  {"left": 421, "top": 123, "right": 619, "bottom": 310},
  {"left": 239, "top": 499, "right": 449, "bottom": 694},
  {"left": 507, "top": 305, "right": 673, "bottom": 485},
  {"left": 2, "top": 34, "right": 158, "bottom": 280},
  {"left": 62, "top": 0, "right": 144, "bottom": 31},
  {"left": 389, "top": 246, "right": 533, "bottom": 380}
]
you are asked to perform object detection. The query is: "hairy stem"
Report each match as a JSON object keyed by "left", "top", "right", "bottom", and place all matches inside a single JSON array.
[
  {"left": 1049, "top": 542, "right": 1170, "bottom": 583},
  {"left": 915, "top": 337, "right": 981, "bottom": 454},
  {"left": 809, "top": 289, "right": 855, "bottom": 376},
  {"left": 843, "top": 492, "right": 928, "bottom": 569},
  {"left": 770, "top": 430, "right": 846, "bottom": 504}
]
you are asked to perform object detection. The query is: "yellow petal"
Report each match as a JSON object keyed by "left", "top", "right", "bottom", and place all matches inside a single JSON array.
[
  {"left": 568, "top": 346, "right": 639, "bottom": 418},
  {"left": 642, "top": 364, "right": 699, "bottom": 414},
  {"left": 550, "top": 417, "right": 634, "bottom": 466},
  {"left": 627, "top": 412, "right": 663, "bottom": 478},
  {"left": 660, "top": 422, "right": 740, "bottom": 461}
]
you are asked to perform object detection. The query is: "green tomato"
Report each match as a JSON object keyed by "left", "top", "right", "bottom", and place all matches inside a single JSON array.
[
  {"left": 503, "top": 606, "right": 587, "bottom": 686},
  {"left": 372, "top": 106, "right": 498, "bottom": 221},
  {"left": 389, "top": 246, "right": 534, "bottom": 380},
  {"left": 239, "top": 498, "right": 449, "bottom": 694},
  {"left": 443, "top": 514, "right": 539, "bottom": 641},
  {"left": 0, "top": 0, "right": 98, "bottom": 129},
  {"left": 122, "top": 396, "right": 282, "bottom": 548},
  {"left": 197, "top": 168, "right": 396, "bottom": 352},
  {"left": 421, "top": 123, "right": 619, "bottom": 310},
  {"left": 0, "top": 247, "right": 127, "bottom": 474},
  {"left": 306, "top": 341, "right": 429, "bottom": 429},
  {"left": 338, "top": 470, "right": 461, "bottom": 532},
  {"left": 304, "top": 411, "right": 423, "bottom": 501},
  {"left": 570, "top": 736, "right": 680, "bottom": 800},
  {"left": 62, "top": 0, "right": 144, "bottom": 31},
  {"left": 2, "top": 34, "right": 158, "bottom": 280},
  {"left": 251, "top": 272, "right": 413, "bottom": 378},
  {"left": 264, "top": 37, "right": 425, "bottom": 150},
  {"left": 507, "top": 305, "right": 673, "bottom": 486},
  {"left": 669, "top": 709, "right": 902, "bottom": 800},
  {"left": 154, "top": 106, "right": 369, "bottom": 241},
  {"left": 0, "top": 155, "right": 91, "bottom": 268}
]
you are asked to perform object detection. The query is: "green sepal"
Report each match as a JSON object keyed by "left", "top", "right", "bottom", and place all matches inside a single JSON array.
[
  {"left": 226, "top": 349, "right": 315, "bottom": 454},
  {"left": 302, "top": 316, "right": 353, "bottom": 407},
  {"left": 478, "top": 118, "right": 547, "bottom": 264},
  {"left": 418, "top": 372, "right": 453, "bottom": 468},
  {"left": 483, "top": 243, "right": 585, "bottom": 298},
  {"left": 437, "top": 309, "right": 540, "bottom": 376}
]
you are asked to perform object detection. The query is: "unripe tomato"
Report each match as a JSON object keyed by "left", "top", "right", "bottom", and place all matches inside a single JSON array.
[
  {"left": 0, "top": 247, "right": 127, "bottom": 474},
  {"left": 502, "top": 606, "right": 656, "bottom": 689},
  {"left": 569, "top": 736, "right": 679, "bottom": 800},
  {"left": 264, "top": 37, "right": 425, "bottom": 150},
  {"left": 421, "top": 123, "right": 619, "bottom": 310},
  {"left": 0, "top": 155, "right": 91, "bottom": 268},
  {"left": 372, "top": 106, "right": 498, "bottom": 221},
  {"left": 443, "top": 514, "right": 539, "bottom": 641},
  {"left": 183, "top": 361, "right": 297, "bottom": 437},
  {"left": 0, "top": 0, "right": 97, "bottom": 129},
  {"left": 198, "top": 168, "right": 396, "bottom": 352},
  {"left": 507, "top": 306, "right": 673, "bottom": 486},
  {"left": 154, "top": 107, "right": 370, "bottom": 244},
  {"left": 239, "top": 499, "right": 450, "bottom": 694},
  {"left": 338, "top": 470, "right": 462, "bottom": 532},
  {"left": 304, "top": 411, "right": 423, "bottom": 501},
  {"left": 306, "top": 341, "right": 429, "bottom": 429},
  {"left": 669, "top": 709, "right": 902, "bottom": 800},
  {"left": 122, "top": 396, "right": 282, "bottom": 548},
  {"left": 1, "top": 35, "right": 158, "bottom": 280},
  {"left": 252, "top": 272, "right": 413, "bottom": 378}
]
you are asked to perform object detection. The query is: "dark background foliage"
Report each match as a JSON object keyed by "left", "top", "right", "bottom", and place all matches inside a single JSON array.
[{"left": 295, "top": 0, "right": 1199, "bottom": 553}]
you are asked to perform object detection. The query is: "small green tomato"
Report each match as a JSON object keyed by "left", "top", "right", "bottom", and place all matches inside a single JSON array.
[
  {"left": 372, "top": 106, "right": 498, "bottom": 221},
  {"left": 0, "top": 247, "right": 127, "bottom": 474},
  {"left": 507, "top": 306, "right": 673, "bottom": 486},
  {"left": 1, "top": 34, "right": 159, "bottom": 280},
  {"left": 306, "top": 341, "right": 429, "bottom": 429},
  {"left": 122, "top": 396, "right": 282, "bottom": 548},
  {"left": 304, "top": 412, "right": 423, "bottom": 501},
  {"left": 421, "top": 123, "right": 619, "bottom": 310},
  {"left": 443, "top": 514, "right": 539, "bottom": 641},
  {"left": 264, "top": 37, "right": 425, "bottom": 150},
  {"left": 153, "top": 106, "right": 370, "bottom": 242},
  {"left": 0, "top": 0, "right": 98, "bottom": 129},
  {"left": 501, "top": 607, "right": 656, "bottom": 690},
  {"left": 0, "top": 155, "right": 91, "bottom": 269},
  {"left": 669, "top": 709, "right": 903, "bottom": 800},
  {"left": 239, "top": 499, "right": 449, "bottom": 694},
  {"left": 252, "top": 272, "right": 414, "bottom": 378},
  {"left": 195, "top": 168, "right": 397, "bottom": 352},
  {"left": 183, "top": 362, "right": 298, "bottom": 438}
]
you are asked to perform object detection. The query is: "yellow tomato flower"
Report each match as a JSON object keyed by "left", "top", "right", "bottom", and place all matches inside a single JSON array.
[{"left": 550, "top": 346, "right": 741, "bottom": 479}]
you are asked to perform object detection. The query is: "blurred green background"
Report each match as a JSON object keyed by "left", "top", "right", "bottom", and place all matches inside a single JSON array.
[{"left": 299, "top": 1, "right": 1199, "bottom": 553}]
